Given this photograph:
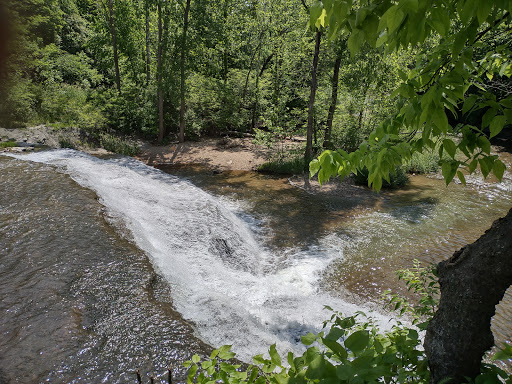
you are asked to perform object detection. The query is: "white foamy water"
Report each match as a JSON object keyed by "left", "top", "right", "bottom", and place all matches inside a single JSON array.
[{"left": 8, "top": 150, "right": 396, "bottom": 361}]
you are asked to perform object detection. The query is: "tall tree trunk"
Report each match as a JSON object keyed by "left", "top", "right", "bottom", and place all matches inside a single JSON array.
[
  {"left": 424, "top": 208, "right": 512, "bottom": 383},
  {"left": 157, "top": 1, "right": 164, "bottom": 143},
  {"left": 239, "top": 36, "right": 262, "bottom": 112},
  {"left": 145, "top": 0, "right": 151, "bottom": 84},
  {"left": 179, "top": 0, "right": 191, "bottom": 143},
  {"left": 324, "top": 53, "right": 341, "bottom": 149},
  {"left": 108, "top": 0, "right": 121, "bottom": 93},
  {"left": 305, "top": 29, "right": 321, "bottom": 170}
]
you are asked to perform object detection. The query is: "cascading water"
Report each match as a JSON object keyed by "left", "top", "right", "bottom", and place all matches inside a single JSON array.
[
  {"left": 4, "top": 149, "right": 395, "bottom": 365},
  {"left": 3, "top": 148, "right": 511, "bottom": 382}
]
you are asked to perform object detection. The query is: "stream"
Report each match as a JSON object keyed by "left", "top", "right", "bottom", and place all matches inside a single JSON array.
[{"left": 1, "top": 149, "right": 511, "bottom": 382}]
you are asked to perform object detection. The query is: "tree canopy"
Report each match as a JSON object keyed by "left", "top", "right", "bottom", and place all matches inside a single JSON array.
[{"left": 310, "top": 0, "right": 512, "bottom": 190}]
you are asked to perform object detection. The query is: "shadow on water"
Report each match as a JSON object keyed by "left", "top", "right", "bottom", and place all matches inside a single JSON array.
[{"left": 155, "top": 164, "right": 380, "bottom": 251}]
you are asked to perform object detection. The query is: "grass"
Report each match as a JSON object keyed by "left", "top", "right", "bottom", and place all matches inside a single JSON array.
[
  {"left": 0, "top": 141, "right": 17, "bottom": 148},
  {"left": 258, "top": 156, "right": 305, "bottom": 175}
]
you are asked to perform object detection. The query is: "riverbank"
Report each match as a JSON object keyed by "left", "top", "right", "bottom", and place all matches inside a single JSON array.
[{"left": 0, "top": 126, "right": 295, "bottom": 171}]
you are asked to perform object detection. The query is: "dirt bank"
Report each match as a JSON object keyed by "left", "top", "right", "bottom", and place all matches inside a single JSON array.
[
  {"left": 135, "top": 137, "right": 278, "bottom": 171},
  {"left": 0, "top": 126, "right": 289, "bottom": 171}
]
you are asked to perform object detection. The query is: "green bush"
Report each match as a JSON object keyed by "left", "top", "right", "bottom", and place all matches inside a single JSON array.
[
  {"left": 0, "top": 141, "right": 17, "bottom": 148},
  {"left": 99, "top": 133, "right": 139, "bottom": 156},
  {"left": 58, "top": 136, "right": 76, "bottom": 149},
  {"left": 258, "top": 156, "right": 305, "bottom": 175},
  {"left": 352, "top": 166, "right": 409, "bottom": 189},
  {"left": 403, "top": 151, "right": 440, "bottom": 174},
  {"left": 0, "top": 76, "right": 36, "bottom": 127}
]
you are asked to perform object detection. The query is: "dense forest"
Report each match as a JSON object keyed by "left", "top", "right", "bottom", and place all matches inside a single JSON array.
[
  {"left": 0, "top": 0, "right": 407, "bottom": 163},
  {"left": 1, "top": 0, "right": 512, "bottom": 383}
]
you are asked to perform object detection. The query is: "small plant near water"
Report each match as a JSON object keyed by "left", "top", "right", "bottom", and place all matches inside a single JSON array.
[
  {"left": 258, "top": 156, "right": 305, "bottom": 175},
  {"left": 99, "top": 133, "right": 139, "bottom": 156},
  {"left": 180, "top": 261, "right": 512, "bottom": 384},
  {"left": 59, "top": 136, "right": 76, "bottom": 149},
  {"left": 382, "top": 260, "right": 439, "bottom": 331},
  {"left": 352, "top": 166, "right": 409, "bottom": 189},
  {"left": 403, "top": 150, "right": 440, "bottom": 175},
  {"left": 0, "top": 141, "right": 17, "bottom": 148}
]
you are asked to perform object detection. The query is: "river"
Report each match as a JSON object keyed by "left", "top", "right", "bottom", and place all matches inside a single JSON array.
[{"left": 1, "top": 149, "right": 511, "bottom": 382}]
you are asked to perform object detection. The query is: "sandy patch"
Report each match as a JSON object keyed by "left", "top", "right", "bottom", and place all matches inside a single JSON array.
[{"left": 136, "top": 137, "right": 275, "bottom": 171}]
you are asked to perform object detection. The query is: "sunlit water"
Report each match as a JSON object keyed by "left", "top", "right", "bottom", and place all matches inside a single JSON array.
[{"left": 1, "top": 149, "right": 511, "bottom": 382}]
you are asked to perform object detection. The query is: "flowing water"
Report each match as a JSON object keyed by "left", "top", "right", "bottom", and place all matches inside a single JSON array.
[{"left": 1, "top": 149, "right": 511, "bottom": 382}]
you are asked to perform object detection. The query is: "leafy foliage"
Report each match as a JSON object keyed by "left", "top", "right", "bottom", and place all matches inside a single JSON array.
[
  {"left": 183, "top": 263, "right": 511, "bottom": 384},
  {"left": 382, "top": 260, "right": 439, "bottom": 331},
  {"left": 185, "top": 310, "right": 430, "bottom": 384},
  {"left": 310, "top": 0, "right": 512, "bottom": 190}
]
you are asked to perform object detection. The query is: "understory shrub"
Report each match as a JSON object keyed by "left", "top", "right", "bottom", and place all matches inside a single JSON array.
[
  {"left": 258, "top": 156, "right": 305, "bottom": 175},
  {"left": 403, "top": 150, "right": 440, "bottom": 174},
  {"left": 352, "top": 166, "right": 409, "bottom": 189},
  {"left": 99, "top": 133, "right": 139, "bottom": 156}
]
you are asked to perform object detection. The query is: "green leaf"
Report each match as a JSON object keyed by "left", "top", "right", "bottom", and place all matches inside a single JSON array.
[
  {"left": 477, "top": 135, "right": 491, "bottom": 154},
  {"left": 347, "top": 28, "right": 365, "bottom": 56},
  {"left": 269, "top": 344, "right": 282, "bottom": 367},
  {"left": 310, "top": 159, "right": 320, "bottom": 178},
  {"left": 493, "top": 159, "right": 506, "bottom": 181},
  {"left": 218, "top": 345, "right": 236, "bottom": 360},
  {"left": 479, "top": 157, "right": 493, "bottom": 178},
  {"left": 306, "top": 355, "right": 327, "bottom": 380},
  {"left": 489, "top": 115, "right": 507, "bottom": 138},
  {"left": 301, "top": 332, "right": 318, "bottom": 346},
  {"left": 476, "top": 0, "right": 492, "bottom": 25},
  {"left": 462, "top": 95, "right": 478, "bottom": 115},
  {"left": 457, "top": 170, "right": 466, "bottom": 185},
  {"left": 344, "top": 330, "right": 370, "bottom": 353},
  {"left": 469, "top": 158, "right": 478, "bottom": 173},
  {"left": 432, "top": 106, "right": 449, "bottom": 133},
  {"left": 325, "top": 326, "right": 345, "bottom": 341},
  {"left": 482, "top": 108, "right": 497, "bottom": 128},
  {"left": 192, "top": 354, "right": 200, "bottom": 363},
  {"left": 387, "top": 6, "right": 405, "bottom": 33},
  {"left": 309, "top": 1, "right": 324, "bottom": 29},
  {"left": 430, "top": 7, "right": 450, "bottom": 36},
  {"left": 336, "top": 364, "right": 354, "bottom": 380},
  {"left": 491, "top": 345, "right": 512, "bottom": 361},
  {"left": 321, "top": 338, "right": 348, "bottom": 359},
  {"left": 441, "top": 161, "right": 458, "bottom": 185},
  {"left": 443, "top": 139, "right": 457, "bottom": 158},
  {"left": 336, "top": 316, "right": 356, "bottom": 329},
  {"left": 460, "top": 0, "right": 477, "bottom": 23}
]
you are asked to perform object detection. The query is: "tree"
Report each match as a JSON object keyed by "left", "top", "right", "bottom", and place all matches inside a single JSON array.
[
  {"left": 324, "top": 41, "right": 343, "bottom": 149},
  {"left": 107, "top": 0, "right": 121, "bottom": 93},
  {"left": 179, "top": 0, "right": 191, "bottom": 143},
  {"left": 309, "top": 0, "right": 512, "bottom": 382}
]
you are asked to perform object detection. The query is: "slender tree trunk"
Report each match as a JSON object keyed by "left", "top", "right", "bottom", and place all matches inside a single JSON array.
[
  {"left": 357, "top": 108, "right": 364, "bottom": 131},
  {"left": 424, "top": 208, "right": 512, "bottom": 383},
  {"left": 157, "top": 1, "right": 164, "bottom": 143},
  {"left": 240, "top": 32, "right": 264, "bottom": 112},
  {"left": 305, "top": 29, "right": 321, "bottom": 170},
  {"left": 324, "top": 54, "right": 341, "bottom": 148},
  {"left": 179, "top": 0, "right": 191, "bottom": 143},
  {"left": 145, "top": 0, "right": 151, "bottom": 84},
  {"left": 108, "top": 0, "right": 121, "bottom": 93}
]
